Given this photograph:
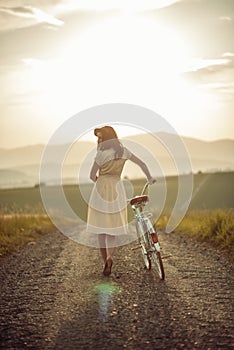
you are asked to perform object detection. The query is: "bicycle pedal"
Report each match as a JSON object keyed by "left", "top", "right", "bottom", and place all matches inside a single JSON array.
[
  {"left": 131, "top": 245, "right": 141, "bottom": 251},
  {"left": 161, "top": 254, "right": 173, "bottom": 259}
]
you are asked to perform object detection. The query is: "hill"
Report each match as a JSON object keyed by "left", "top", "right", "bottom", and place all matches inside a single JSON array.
[{"left": 0, "top": 133, "right": 233, "bottom": 188}]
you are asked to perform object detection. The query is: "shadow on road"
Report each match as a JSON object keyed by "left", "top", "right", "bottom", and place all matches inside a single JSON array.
[{"left": 54, "top": 265, "right": 180, "bottom": 350}]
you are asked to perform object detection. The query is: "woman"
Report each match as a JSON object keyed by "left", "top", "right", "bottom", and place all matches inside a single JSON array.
[{"left": 87, "top": 126, "right": 156, "bottom": 276}]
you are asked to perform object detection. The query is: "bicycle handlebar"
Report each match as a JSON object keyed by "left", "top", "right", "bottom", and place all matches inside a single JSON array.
[
  {"left": 141, "top": 180, "right": 156, "bottom": 196},
  {"left": 126, "top": 180, "right": 156, "bottom": 205}
]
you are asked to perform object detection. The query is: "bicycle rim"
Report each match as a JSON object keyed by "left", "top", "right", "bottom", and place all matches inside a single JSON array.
[{"left": 147, "top": 233, "right": 165, "bottom": 279}]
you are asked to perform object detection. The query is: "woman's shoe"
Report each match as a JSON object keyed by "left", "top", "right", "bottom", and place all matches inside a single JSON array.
[{"left": 103, "top": 258, "right": 113, "bottom": 276}]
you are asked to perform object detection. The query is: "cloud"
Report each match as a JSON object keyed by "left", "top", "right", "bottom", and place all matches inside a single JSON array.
[
  {"left": 199, "top": 82, "right": 234, "bottom": 92},
  {"left": 0, "top": 5, "right": 64, "bottom": 31},
  {"left": 185, "top": 58, "right": 230, "bottom": 72},
  {"left": 222, "top": 52, "right": 234, "bottom": 58},
  {"left": 21, "top": 57, "right": 44, "bottom": 66},
  {"left": 56, "top": 0, "right": 181, "bottom": 12},
  {"left": 219, "top": 16, "right": 233, "bottom": 21},
  {"left": 183, "top": 54, "right": 234, "bottom": 95},
  {"left": 0, "top": 0, "right": 181, "bottom": 31}
]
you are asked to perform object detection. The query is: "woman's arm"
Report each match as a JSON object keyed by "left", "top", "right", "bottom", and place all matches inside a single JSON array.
[
  {"left": 130, "top": 153, "right": 156, "bottom": 184},
  {"left": 90, "top": 161, "right": 100, "bottom": 182}
]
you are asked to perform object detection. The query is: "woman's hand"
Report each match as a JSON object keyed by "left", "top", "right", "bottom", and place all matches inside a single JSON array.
[
  {"left": 148, "top": 177, "right": 157, "bottom": 185},
  {"left": 90, "top": 162, "right": 99, "bottom": 182}
]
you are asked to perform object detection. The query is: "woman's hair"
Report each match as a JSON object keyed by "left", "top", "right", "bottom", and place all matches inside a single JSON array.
[{"left": 94, "top": 126, "right": 124, "bottom": 158}]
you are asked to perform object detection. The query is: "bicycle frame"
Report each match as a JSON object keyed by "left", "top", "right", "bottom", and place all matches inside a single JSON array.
[{"left": 129, "top": 181, "right": 165, "bottom": 279}]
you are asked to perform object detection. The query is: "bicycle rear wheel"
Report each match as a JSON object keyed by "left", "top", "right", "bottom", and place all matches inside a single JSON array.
[
  {"left": 148, "top": 233, "right": 165, "bottom": 280},
  {"left": 151, "top": 250, "right": 165, "bottom": 280}
]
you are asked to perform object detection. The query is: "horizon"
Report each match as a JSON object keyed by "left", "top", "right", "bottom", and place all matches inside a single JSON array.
[
  {"left": 1, "top": 0, "right": 234, "bottom": 148},
  {"left": 1, "top": 130, "right": 234, "bottom": 151}
]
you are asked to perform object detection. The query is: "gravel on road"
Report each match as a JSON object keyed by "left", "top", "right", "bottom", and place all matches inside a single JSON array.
[{"left": 0, "top": 226, "right": 233, "bottom": 350}]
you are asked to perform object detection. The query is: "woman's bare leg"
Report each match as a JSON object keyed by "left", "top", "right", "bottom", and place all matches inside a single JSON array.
[
  {"left": 98, "top": 234, "right": 107, "bottom": 263},
  {"left": 99, "top": 234, "right": 115, "bottom": 276},
  {"left": 101, "top": 235, "right": 115, "bottom": 276},
  {"left": 106, "top": 235, "right": 115, "bottom": 260}
]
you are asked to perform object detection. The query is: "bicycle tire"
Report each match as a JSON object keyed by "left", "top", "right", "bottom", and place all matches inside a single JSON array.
[
  {"left": 151, "top": 250, "right": 165, "bottom": 280},
  {"left": 143, "top": 217, "right": 165, "bottom": 280},
  {"left": 147, "top": 233, "right": 165, "bottom": 280}
]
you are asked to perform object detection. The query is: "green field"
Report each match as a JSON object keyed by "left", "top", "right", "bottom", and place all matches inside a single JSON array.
[
  {"left": 0, "top": 172, "right": 233, "bottom": 258},
  {"left": 1, "top": 172, "right": 233, "bottom": 215}
]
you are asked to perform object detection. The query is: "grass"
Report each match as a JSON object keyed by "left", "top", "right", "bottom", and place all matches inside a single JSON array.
[
  {"left": 0, "top": 172, "right": 233, "bottom": 259},
  {"left": 0, "top": 186, "right": 44, "bottom": 214},
  {"left": 0, "top": 214, "right": 56, "bottom": 257},
  {"left": 156, "top": 209, "right": 234, "bottom": 259}
]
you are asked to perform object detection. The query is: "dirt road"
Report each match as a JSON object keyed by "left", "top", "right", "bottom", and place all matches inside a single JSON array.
[{"left": 0, "top": 227, "right": 233, "bottom": 349}]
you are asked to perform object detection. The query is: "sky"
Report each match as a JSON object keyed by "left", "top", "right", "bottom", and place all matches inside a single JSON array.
[{"left": 0, "top": 0, "right": 234, "bottom": 148}]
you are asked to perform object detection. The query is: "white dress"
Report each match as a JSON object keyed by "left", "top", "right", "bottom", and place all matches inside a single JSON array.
[{"left": 86, "top": 147, "right": 132, "bottom": 235}]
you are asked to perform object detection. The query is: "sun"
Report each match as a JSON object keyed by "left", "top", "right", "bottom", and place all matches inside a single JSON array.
[
  {"left": 19, "top": 11, "right": 213, "bottom": 140},
  {"left": 63, "top": 12, "right": 189, "bottom": 79},
  {"left": 55, "top": 12, "right": 192, "bottom": 109},
  {"left": 21, "top": 12, "right": 191, "bottom": 106}
]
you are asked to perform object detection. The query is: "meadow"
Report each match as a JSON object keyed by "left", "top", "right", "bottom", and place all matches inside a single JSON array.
[{"left": 0, "top": 172, "right": 233, "bottom": 258}]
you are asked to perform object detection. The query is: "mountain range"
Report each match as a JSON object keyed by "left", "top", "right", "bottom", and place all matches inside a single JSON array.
[{"left": 0, "top": 132, "right": 233, "bottom": 188}]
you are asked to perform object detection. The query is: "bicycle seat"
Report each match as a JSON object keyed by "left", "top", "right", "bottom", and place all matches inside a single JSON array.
[{"left": 130, "top": 195, "right": 149, "bottom": 206}]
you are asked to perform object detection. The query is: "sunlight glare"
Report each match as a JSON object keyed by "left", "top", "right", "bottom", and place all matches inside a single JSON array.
[
  {"left": 18, "top": 12, "right": 212, "bottom": 140},
  {"left": 59, "top": 0, "right": 180, "bottom": 12}
]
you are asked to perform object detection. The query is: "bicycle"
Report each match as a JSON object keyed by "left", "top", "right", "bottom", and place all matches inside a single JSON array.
[{"left": 128, "top": 181, "right": 165, "bottom": 280}]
